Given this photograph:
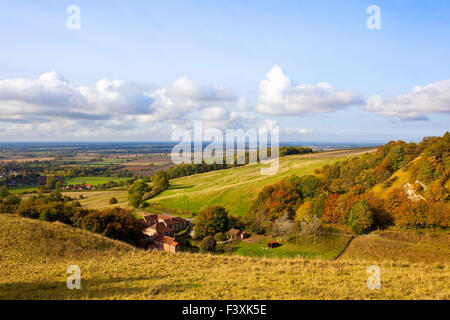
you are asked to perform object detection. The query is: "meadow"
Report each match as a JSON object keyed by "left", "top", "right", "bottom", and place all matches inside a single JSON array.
[
  {"left": 229, "top": 233, "right": 352, "bottom": 260},
  {"left": 0, "top": 214, "right": 448, "bottom": 300}
]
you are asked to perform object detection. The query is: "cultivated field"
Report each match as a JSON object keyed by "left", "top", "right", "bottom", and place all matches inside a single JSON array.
[{"left": 0, "top": 214, "right": 448, "bottom": 300}]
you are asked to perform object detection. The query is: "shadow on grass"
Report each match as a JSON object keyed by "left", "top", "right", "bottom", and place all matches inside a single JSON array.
[
  {"left": 0, "top": 276, "right": 192, "bottom": 299},
  {"left": 168, "top": 184, "right": 195, "bottom": 190}
]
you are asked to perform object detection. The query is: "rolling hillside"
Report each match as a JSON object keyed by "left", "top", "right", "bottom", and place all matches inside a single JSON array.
[
  {"left": 1, "top": 214, "right": 448, "bottom": 300},
  {"left": 149, "top": 148, "right": 377, "bottom": 216}
]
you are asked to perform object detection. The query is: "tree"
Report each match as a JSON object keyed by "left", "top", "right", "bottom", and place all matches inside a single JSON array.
[
  {"left": 195, "top": 206, "right": 229, "bottom": 240},
  {"left": 214, "top": 232, "right": 226, "bottom": 242},
  {"left": 0, "top": 185, "right": 9, "bottom": 198},
  {"left": 296, "top": 201, "right": 322, "bottom": 244},
  {"left": 348, "top": 200, "right": 374, "bottom": 234},
  {"left": 152, "top": 170, "right": 169, "bottom": 192},
  {"left": 272, "top": 213, "right": 295, "bottom": 238},
  {"left": 200, "top": 236, "right": 217, "bottom": 253},
  {"left": 128, "top": 179, "right": 149, "bottom": 208},
  {"left": 109, "top": 197, "right": 118, "bottom": 204},
  {"left": 322, "top": 193, "right": 340, "bottom": 223}
]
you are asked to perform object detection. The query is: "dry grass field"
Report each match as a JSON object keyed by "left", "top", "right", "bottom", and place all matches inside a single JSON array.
[
  {"left": 340, "top": 229, "right": 450, "bottom": 264},
  {"left": 1, "top": 214, "right": 448, "bottom": 300},
  {"left": 62, "top": 190, "right": 131, "bottom": 210}
]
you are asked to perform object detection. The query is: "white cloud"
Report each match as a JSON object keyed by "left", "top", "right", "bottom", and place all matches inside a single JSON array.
[
  {"left": 256, "top": 65, "right": 363, "bottom": 116},
  {"left": 200, "top": 107, "right": 228, "bottom": 121},
  {"left": 365, "top": 80, "right": 450, "bottom": 120},
  {"left": 284, "top": 127, "right": 313, "bottom": 135},
  {"left": 0, "top": 71, "right": 248, "bottom": 139}
]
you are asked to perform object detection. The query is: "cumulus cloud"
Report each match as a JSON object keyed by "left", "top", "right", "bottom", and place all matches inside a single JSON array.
[
  {"left": 256, "top": 65, "right": 363, "bottom": 116},
  {"left": 0, "top": 71, "right": 154, "bottom": 122},
  {"left": 0, "top": 71, "right": 247, "bottom": 139},
  {"left": 365, "top": 80, "right": 450, "bottom": 120}
]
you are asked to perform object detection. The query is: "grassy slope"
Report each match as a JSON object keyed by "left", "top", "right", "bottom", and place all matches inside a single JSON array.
[
  {"left": 149, "top": 148, "right": 377, "bottom": 216},
  {"left": 1, "top": 214, "right": 448, "bottom": 300},
  {"left": 339, "top": 229, "right": 450, "bottom": 264}
]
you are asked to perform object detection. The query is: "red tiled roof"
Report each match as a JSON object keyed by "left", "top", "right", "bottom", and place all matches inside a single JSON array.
[
  {"left": 227, "top": 228, "right": 241, "bottom": 235},
  {"left": 154, "top": 235, "right": 179, "bottom": 247},
  {"left": 150, "top": 223, "right": 172, "bottom": 234}
]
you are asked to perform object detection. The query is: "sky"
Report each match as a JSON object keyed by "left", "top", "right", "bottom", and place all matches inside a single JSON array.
[{"left": 0, "top": 0, "right": 449, "bottom": 143}]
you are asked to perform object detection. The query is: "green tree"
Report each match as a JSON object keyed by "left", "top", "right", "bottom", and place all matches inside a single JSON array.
[
  {"left": 195, "top": 206, "right": 229, "bottom": 240},
  {"left": 200, "top": 236, "right": 217, "bottom": 252},
  {"left": 128, "top": 179, "right": 148, "bottom": 208},
  {"left": 348, "top": 200, "right": 374, "bottom": 234},
  {"left": 109, "top": 197, "right": 118, "bottom": 204},
  {"left": 0, "top": 185, "right": 9, "bottom": 198}
]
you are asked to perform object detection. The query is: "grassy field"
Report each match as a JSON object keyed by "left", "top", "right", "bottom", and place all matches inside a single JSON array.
[
  {"left": 149, "top": 148, "right": 377, "bottom": 216},
  {"left": 230, "top": 233, "right": 352, "bottom": 260},
  {"left": 64, "top": 176, "right": 130, "bottom": 186},
  {"left": 8, "top": 186, "right": 39, "bottom": 194},
  {"left": 0, "top": 214, "right": 448, "bottom": 300},
  {"left": 62, "top": 190, "right": 131, "bottom": 210}
]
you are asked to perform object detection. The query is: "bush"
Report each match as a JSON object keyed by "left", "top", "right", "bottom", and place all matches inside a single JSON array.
[
  {"left": 348, "top": 200, "right": 374, "bottom": 234},
  {"left": 214, "top": 232, "right": 227, "bottom": 241},
  {"left": 109, "top": 197, "right": 118, "bottom": 204},
  {"left": 200, "top": 236, "right": 217, "bottom": 252}
]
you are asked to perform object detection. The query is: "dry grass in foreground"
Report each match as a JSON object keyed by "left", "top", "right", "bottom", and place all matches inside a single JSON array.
[{"left": 0, "top": 214, "right": 448, "bottom": 300}]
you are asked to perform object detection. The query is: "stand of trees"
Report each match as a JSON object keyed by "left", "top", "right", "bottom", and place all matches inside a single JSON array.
[
  {"left": 6, "top": 190, "right": 145, "bottom": 246},
  {"left": 245, "top": 132, "right": 449, "bottom": 235}
]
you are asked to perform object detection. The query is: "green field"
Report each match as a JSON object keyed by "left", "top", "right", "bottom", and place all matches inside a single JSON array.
[
  {"left": 149, "top": 149, "right": 376, "bottom": 216},
  {"left": 230, "top": 234, "right": 352, "bottom": 259},
  {"left": 64, "top": 176, "right": 130, "bottom": 186},
  {"left": 8, "top": 186, "right": 39, "bottom": 194}
]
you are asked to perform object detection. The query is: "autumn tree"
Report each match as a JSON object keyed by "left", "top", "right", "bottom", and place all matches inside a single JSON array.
[
  {"left": 348, "top": 200, "right": 374, "bottom": 234},
  {"left": 195, "top": 206, "right": 230, "bottom": 240}
]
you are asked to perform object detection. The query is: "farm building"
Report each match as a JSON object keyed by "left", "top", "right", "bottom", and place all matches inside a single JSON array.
[{"left": 227, "top": 229, "right": 249, "bottom": 240}]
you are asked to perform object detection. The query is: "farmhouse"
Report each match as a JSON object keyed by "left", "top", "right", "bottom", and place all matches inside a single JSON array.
[
  {"left": 151, "top": 235, "right": 180, "bottom": 253},
  {"left": 141, "top": 214, "right": 188, "bottom": 253},
  {"left": 227, "top": 228, "right": 248, "bottom": 240},
  {"left": 142, "top": 214, "right": 188, "bottom": 237}
]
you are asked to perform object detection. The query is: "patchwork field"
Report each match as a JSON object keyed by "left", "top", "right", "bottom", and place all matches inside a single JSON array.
[
  {"left": 0, "top": 214, "right": 448, "bottom": 300},
  {"left": 150, "top": 148, "right": 377, "bottom": 216}
]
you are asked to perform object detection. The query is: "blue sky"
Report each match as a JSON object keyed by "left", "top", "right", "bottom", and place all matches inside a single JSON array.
[{"left": 0, "top": 0, "right": 449, "bottom": 143}]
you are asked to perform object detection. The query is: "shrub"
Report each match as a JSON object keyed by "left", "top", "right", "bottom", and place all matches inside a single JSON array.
[
  {"left": 200, "top": 236, "right": 217, "bottom": 253},
  {"left": 109, "top": 197, "right": 118, "bottom": 204},
  {"left": 348, "top": 200, "right": 374, "bottom": 234},
  {"left": 214, "top": 232, "right": 227, "bottom": 242}
]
